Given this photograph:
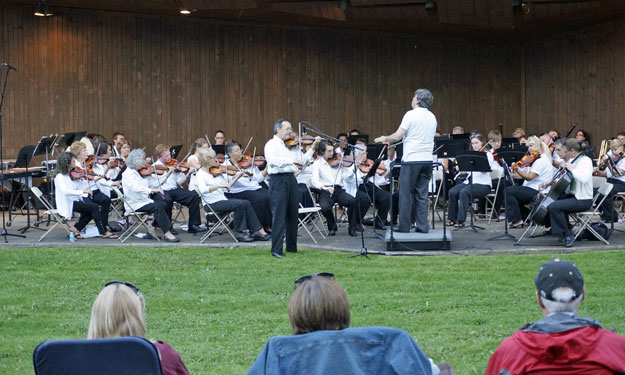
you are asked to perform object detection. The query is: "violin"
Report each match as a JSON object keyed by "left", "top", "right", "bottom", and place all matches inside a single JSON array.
[
  {"left": 209, "top": 164, "right": 227, "bottom": 176},
  {"left": 95, "top": 156, "right": 109, "bottom": 164},
  {"left": 285, "top": 132, "right": 300, "bottom": 148},
  {"left": 511, "top": 151, "right": 540, "bottom": 170},
  {"left": 216, "top": 154, "right": 226, "bottom": 164},
  {"left": 109, "top": 157, "right": 125, "bottom": 168},
  {"left": 327, "top": 153, "right": 341, "bottom": 168},
  {"left": 253, "top": 155, "right": 266, "bottom": 167},
  {"left": 375, "top": 164, "right": 387, "bottom": 175},
  {"left": 164, "top": 158, "right": 190, "bottom": 173},
  {"left": 70, "top": 166, "right": 106, "bottom": 180},
  {"left": 238, "top": 155, "right": 253, "bottom": 169},
  {"left": 84, "top": 155, "right": 96, "bottom": 167},
  {"left": 359, "top": 159, "right": 374, "bottom": 174},
  {"left": 301, "top": 136, "right": 315, "bottom": 146},
  {"left": 138, "top": 163, "right": 156, "bottom": 177},
  {"left": 342, "top": 155, "right": 355, "bottom": 168}
]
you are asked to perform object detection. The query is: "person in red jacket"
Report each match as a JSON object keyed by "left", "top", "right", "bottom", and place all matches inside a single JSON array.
[{"left": 486, "top": 258, "right": 625, "bottom": 375}]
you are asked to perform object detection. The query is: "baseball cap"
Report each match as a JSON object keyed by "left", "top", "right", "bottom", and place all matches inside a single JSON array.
[{"left": 534, "top": 258, "right": 584, "bottom": 302}]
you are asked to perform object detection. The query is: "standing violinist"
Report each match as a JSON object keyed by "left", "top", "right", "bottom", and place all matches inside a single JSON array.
[
  {"left": 545, "top": 138, "right": 594, "bottom": 247},
  {"left": 121, "top": 149, "right": 179, "bottom": 242},
  {"left": 54, "top": 151, "right": 118, "bottom": 239},
  {"left": 224, "top": 142, "right": 272, "bottom": 233},
  {"left": 150, "top": 144, "right": 205, "bottom": 235},
  {"left": 354, "top": 144, "right": 389, "bottom": 229},
  {"left": 505, "top": 136, "right": 553, "bottom": 228},
  {"left": 264, "top": 119, "right": 305, "bottom": 258},
  {"left": 69, "top": 141, "right": 114, "bottom": 234},
  {"left": 374, "top": 88, "right": 437, "bottom": 233},
  {"left": 446, "top": 134, "right": 499, "bottom": 228},
  {"left": 595, "top": 139, "right": 625, "bottom": 222},
  {"left": 311, "top": 141, "right": 360, "bottom": 237}
]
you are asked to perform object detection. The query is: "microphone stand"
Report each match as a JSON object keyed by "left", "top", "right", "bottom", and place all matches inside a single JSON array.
[{"left": 0, "top": 64, "right": 25, "bottom": 242}]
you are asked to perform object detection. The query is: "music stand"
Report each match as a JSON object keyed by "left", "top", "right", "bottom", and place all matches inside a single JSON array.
[
  {"left": 169, "top": 145, "right": 183, "bottom": 159},
  {"left": 211, "top": 144, "right": 225, "bottom": 156},
  {"left": 348, "top": 135, "right": 369, "bottom": 145},
  {"left": 451, "top": 133, "right": 471, "bottom": 140},
  {"left": 501, "top": 137, "right": 519, "bottom": 149},
  {"left": 361, "top": 158, "right": 384, "bottom": 240},
  {"left": 454, "top": 151, "right": 491, "bottom": 232},
  {"left": 56, "top": 131, "right": 86, "bottom": 154},
  {"left": 366, "top": 143, "right": 386, "bottom": 161},
  {"left": 12, "top": 145, "right": 43, "bottom": 233}
]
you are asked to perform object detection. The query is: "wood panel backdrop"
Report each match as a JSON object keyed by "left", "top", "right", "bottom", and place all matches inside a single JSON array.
[{"left": 0, "top": 4, "right": 623, "bottom": 159}]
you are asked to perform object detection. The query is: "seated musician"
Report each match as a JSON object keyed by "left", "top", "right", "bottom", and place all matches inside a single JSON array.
[
  {"left": 505, "top": 136, "right": 554, "bottom": 228},
  {"left": 187, "top": 137, "right": 209, "bottom": 192},
  {"left": 353, "top": 144, "right": 389, "bottom": 229},
  {"left": 121, "top": 149, "right": 179, "bottom": 242},
  {"left": 311, "top": 141, "right": 362, "bottom": 237},
  {"left": 478, "top": 130, "right": 504, "bottom": 218},
  {"left": 91, "top": 142, "right": 121, "bottom": 198},
  {"left": 69, "top": 141, "right": 114, "bottom": 235},
  {"left": 594, "top": 139, "right": 625, "bottom": 222},
  {"left": 111, "top": 139, "right": 131, "bottom": 183},
  {"left": 151, "top": 144, "right": 205, "bottom": 235},
  {"left": 195, "top": 148, "right": 271, "bottom": 242},
  {"left": 294, "top": 136, "right": 321, "bottom": 208},
  {"left": 53, "top": 152, "right": 117, "bottom": 239},
  {"left": 545, "top": 139, "right": 594, "bottom": 247},
  {"left": 224, "top": 142, "right": 272, "bottom": 233},
  {"left": 447, "top": 134, "right": 499, "bottom": 228}
]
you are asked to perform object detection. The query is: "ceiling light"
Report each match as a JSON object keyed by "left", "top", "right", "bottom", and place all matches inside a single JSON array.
[
  {"left": 34, "top": 0, "right": 53, "bottom": 17},
  {"left": 180, "top": 9, "right": 192, "bottom": 15}
]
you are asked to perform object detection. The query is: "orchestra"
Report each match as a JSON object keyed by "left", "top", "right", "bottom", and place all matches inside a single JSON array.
[{"left": 7, "top": 111, "right": 622, "bottom": 252}]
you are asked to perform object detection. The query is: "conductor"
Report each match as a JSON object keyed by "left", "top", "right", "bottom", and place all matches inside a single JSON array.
[{"left": 374, "top": 89, "right": 437, "bottom": 233}]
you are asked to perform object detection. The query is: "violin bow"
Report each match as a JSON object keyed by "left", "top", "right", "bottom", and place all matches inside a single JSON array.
[
  {"left": 204, "top": 134, "right": 212, "bottom": 147},
  {"left": 249, "top": 147, "right": 256, "bottom": 181},
  {"left": 241, "top": 136, "right": 254, "bottom": 156}
]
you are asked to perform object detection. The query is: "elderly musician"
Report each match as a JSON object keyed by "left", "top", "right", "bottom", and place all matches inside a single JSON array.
[
  {"left": 375, "top": 89, "right": 437, "bottom": 233},
  {"left": 505, "top": 135, "right": 553, "bottom": 229},
  {"left": 264, "top": 119, "right": 305, "bottom": 258}
]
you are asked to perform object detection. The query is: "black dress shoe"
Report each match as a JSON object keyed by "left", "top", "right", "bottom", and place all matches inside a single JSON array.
[
  {"left": 169, "top": 228, "right": 179, "bottom": 235},
  {"left": 286, "top": 249, "right": 297, "bottom": 253},
  {"left": 271, "top": 252, "right": 284, "bottom": 258},
  {"left": 564, "top": 234, "right": 574, "bottom": 248},
  {"left": 188, "top": 225, "right": 207, "bottom": 234},
  {"left": 235, "top": 234, "right": 254, "bottom": 242},
  {"left": 391, "top": 226, "right": 410, "bottom": 233},
  {"left": 328, "top": 228, "right": 336, "bottom": 236},
  {"left": 253, "top": 233, "right": 271, "bottom": 241},
  {"left": 164, "top": 236, "right": 180, "bottom": 243}
]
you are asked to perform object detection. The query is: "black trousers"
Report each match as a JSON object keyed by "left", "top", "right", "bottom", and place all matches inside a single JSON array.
[
  {"left": 73, "top": 199, "right": 106, "bottom": 234},
  {"left": 89, "top": 190, "right": 111, "bottom": 230},
  {"left": 359, "top": 181, "right": 390, "bottom": 225},
  {"left": 226, "top": 188, "right": 272, "bottom": 228},
  {"left": 505, "top": 185, "right": 539, "bottom": 222},
  {"left": 317, "top": 186, "right": 358, "bottom": 230},
  {"left": 447, "top": 183, "right": 491, "bottom": 223},
  {"left": 298, "top": 183, "right": 314, "bottom": 208},
  {"left": 599, "top": 178, "right": 625, "bottom": 222},
  {"left": 269, "top": 173, "right": 299, "bottom": 254},
  {"left": 398, "top": 163, "right": 432, "bottom": 232},
  {"left": 209, "top": 199, "right": 262, "bottom": 233},
  {"left": 164, "top": 188, "right": 201, "bottom": 226},
  {"left": 136, "top": 200, "right": 172, "bottom": 233},
  {"left": 548, "top": 194, "right": 593, "bottom": 235}
]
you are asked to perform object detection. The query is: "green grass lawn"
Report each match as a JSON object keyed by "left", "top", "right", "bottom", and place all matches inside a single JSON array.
[{"left": 2, "top": 247, "right": 625, "bottom": 374}]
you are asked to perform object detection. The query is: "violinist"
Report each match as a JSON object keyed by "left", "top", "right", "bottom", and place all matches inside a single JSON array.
[
  {"left": 311, "top": 141, "right": 360, "bottom": 237},
  {"left": 595, "top": 139, "right": 625, "bottom": 222},
  {"left": 195, "top": 148, "right": 271, "bottom": 242},
  {"left": 543, "top": 138, "right": 593, "bottom": 247},
  {"left": 294, "top": 135, "right": 321, "bottom": 208},
  {"left": 121, "top": 149, "right": 179, "bottom": 242},
  {"left": 447, "top": 134, "right": 499, "bottom": 228},
  {"left": 187, "top": 137, "right": 209, "bottom": 192},
  {"left": 53, "top": 152, "right": 118, "bottom": 240},
  {"left": 92, "top": 142, "right": 121, "bottom": 198},
  {"left": 111, "top": 139, "right": 131, "bottom": 183},
  {"left": 151, "top": 144, "right": 205, "bottom": 235},
  {"left": 69, "top": 141, "right": 114, "bottom": 235},
  {"left": 480, "top": 130, "right": 505, "bottom": 218},
  {"left": 505, "top": 136, "right": 554, "bottom": 229},
  {"left": 353, "top": 144, "right": 388, "bottom": 229},
  {"left": 224, "top": 142, "right": 272, "bottom": 233},
  {"left": 214, "top": 130, "right": 226, "bottom": 146},
  {"left": 111, "top": 132, "right": 125, "bottom": 157},
  {"left": 335, "top": 133, "right": 349, "bottom": 156}
]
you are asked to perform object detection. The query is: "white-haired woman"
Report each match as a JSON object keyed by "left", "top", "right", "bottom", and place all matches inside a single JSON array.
[
  {"left": 505, "top": 135, "right": 554, "bottom": 228},
  {"left": 121, "top": 149, "right": 179, "bottom": 242},
  {"left": 88, "top": 281, "right": 188, "bottom": 375}
]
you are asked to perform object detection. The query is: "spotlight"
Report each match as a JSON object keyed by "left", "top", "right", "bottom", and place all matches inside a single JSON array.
[
  {"left": 34, "top": 0, "right": 53, "bottom": 17},
  {"left": 180, "top": 9, "right": 192, "bottom": 15}
]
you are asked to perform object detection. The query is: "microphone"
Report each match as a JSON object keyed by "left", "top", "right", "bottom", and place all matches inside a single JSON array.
[{"left": 1, "top": 63, "right": 18, "bottom": 71}]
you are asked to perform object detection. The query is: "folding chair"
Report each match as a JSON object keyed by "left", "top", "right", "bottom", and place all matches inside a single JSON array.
[
  {"left": 306, "top": 184, "right": 329, "bottom": 236},
  {"left": 428, "top": 170, "right": 444, "bottom": 224},
  {"left": 109, "top": 190, "right": 125, "bottom": 221},
  {"left": 30, "top": 186, "right": 74, "bottom": 242},
  {"left": 111, "top": 187, "right": 160, "bottom": 243},
  {"left": 298, "top": 203, "right": 326, "bottom": 243},
  {"left": 484, "top": 169, "right": 503, "bottom": 224},
  {"left": 194, "top": 187, "right": 238, "bottom": 243},
  {"left": 33, "top": 336, "right": 162, "bottom": 375},
  {"left": 571, "top": 182, "right": 613, "bottom": 244}
]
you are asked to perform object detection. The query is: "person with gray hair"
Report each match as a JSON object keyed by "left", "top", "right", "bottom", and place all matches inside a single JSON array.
[
  {"left": 121, "top": 149, "right": 179, "bottom": 242},
  {"left": 374, "top": 88, "right": 437, "bottom": 233},
  {"left": 486, "top": 258, "right": 625, "bottom": 375}
]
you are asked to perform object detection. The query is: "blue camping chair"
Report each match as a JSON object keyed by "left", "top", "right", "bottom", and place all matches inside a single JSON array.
[{"left": 33, "top": 336, "right": 162, "bottom": 375}]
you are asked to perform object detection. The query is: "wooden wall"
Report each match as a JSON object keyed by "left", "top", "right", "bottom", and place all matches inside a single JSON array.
[
  {"left": 0, "top": 5, "right": 522, "bottom": 159},
  {"left": 525, "top": 18, "right": 625, "bottom": 143}
]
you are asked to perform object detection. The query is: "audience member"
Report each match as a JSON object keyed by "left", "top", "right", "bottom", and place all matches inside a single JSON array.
[
  {"left": 88, "top": 281, "right": 189, "bottom": 375},
  {"left": 486, "top": 258, "right": 625, "bottom": 375}
]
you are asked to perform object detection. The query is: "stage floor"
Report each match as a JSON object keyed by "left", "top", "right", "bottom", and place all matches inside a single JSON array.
[{"left": 0, "top": 209, "right": 623, "bottom": 256}]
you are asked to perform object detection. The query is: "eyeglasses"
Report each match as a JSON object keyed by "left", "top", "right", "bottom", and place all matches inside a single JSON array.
[
  {"left": 294, "top": 272, "right": 334, "bottom": 288},
  {"left": 105, "top": 281, "right": 142, "bottom": 298}
]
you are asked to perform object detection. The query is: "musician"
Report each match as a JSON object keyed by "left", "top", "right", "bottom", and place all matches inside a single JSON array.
[
  {"left": 374, "top": 88, "right": 436, "bottom": 233},
  {"left": 546, "top": 138, "right": 594, "bottom": 247},
  {"left": 91, "top": 143, "right": 121, "bottom": 198},
  {"left": 195, "top": 148, "right": 271, "bottom": 242},
  {"left": 224, "top": 142, "right": 272, "bottom": 232},
  {"left": 121, "top": 149, "right": 179, "bottom": 242},
  {"left": 214, "top": 130, "right": 226, "bottom": 146},
  {"left": 451, "top": 126, "right": 464, "bottom": 135},
  {"left": 294, "top": 136, "right": 321, "bottom": 208},
  {"left": 617, "top": 132, "right": 625, "bottom": 142},
  {"left": 311, "top": 141, "right": 361, "bottom": 237},
  {"left": 69, "top": 141, "right": 114, "bottom": 234},
  {"left": 111, "top": 132, "right": 125, "bottom": 157},
  {"left": 551, "top": 138, "right": 566, "bottom": 170},
  {"left": 335, "top": 133, "right": 349, "bottom": 156},
  {"left": 354, "top": 145, "right": 390, "bottom": 229},
  {"left": 187, "top": 137, "right": 209, "bottom": 193},
  {"left": 112, "top": 139, "right": 131, "bottom": 183},
  {"left": 264, "top": 119, "right": 305, "bottom": 258},
  {"left": 512, "top": 128, "right": 525, "bottom": 139},
  {"left": 53, "top": 152, "right": 117, "bottom": 239},
  {"left": 480, "top": 130, "right": 504, "bottom": 218},
  {"left": 446, "top": 134, "right": 499, "bottom": 228},
  {"left": 505, "top": 136, "right": 554, "bottom": 228},
  {"left": 595, "top": 139, "right": 625, "bottom": 222},
  {"left": 151, "top": 144, "right": 205, "bottom": 234}
]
